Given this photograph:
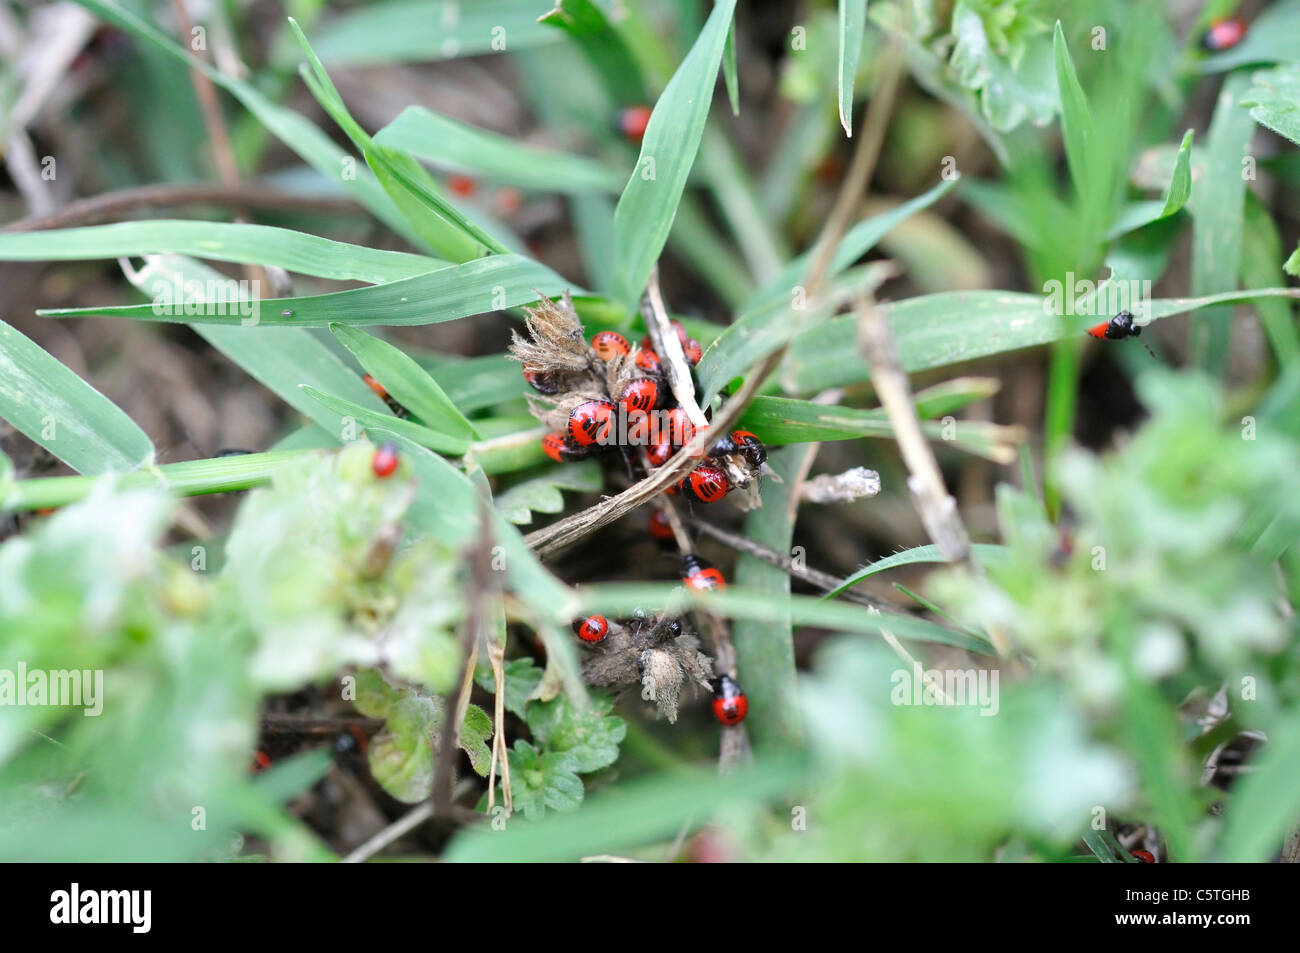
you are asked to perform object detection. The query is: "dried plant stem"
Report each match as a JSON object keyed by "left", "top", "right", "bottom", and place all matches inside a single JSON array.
[
  {"left": 433, "top": 501, "right": 495, "bottom": 816},
  {"left": 171, "top": 0, "right": 240, "bottom": 189},
  {"left": 856, "top": 301, "right": 972, "bottom": 561},
  {"left": 854, "top": 299, "right": 1010, "bottom": 656},
  {"left": 639, "top": 451, "right": 694, "bottom": 554},
  {"left": 689, "top": 517, "right": 888, "bottom": 609},
  {"left": 486, "top": 633, "right": 513, "bottom": 815},
  {"left": 341, "top": 781, "right": 483, "bottom": 863},
  {"left": 170, "top": 0, "right": 268, "bottom": 293},
  {"left": 643, "top": 265, "right": 708, "bottom": 429},
  {"left": 341, "top": 802, "right": 433, "bottom": 863}
]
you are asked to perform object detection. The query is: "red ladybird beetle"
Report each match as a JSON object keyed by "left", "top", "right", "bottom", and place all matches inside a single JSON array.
[
  {"left": 647, "top": 429, "right": 675, "bottom": 467},
  {"left": 494, "top": 187, "right": 524, "bottom": 216},
  {"left": 711, "top": 430, "right": 767, "bottom": 467},
  {"left": 591, "top": 330, "right": 630, "bottom": 361},
  {"left": 372, "top": 442, "right": 400, "bottom": 478},
  {"left": 635, "top": 348, "right": 662, "bottom": 375},
  {"left": 446, "top": 174, "right": 478, "bottom": 198},
  {"left": 568, "top": 399, "right": 617, "bottom": 447},
  {"left": 542, "top": 432, "right": 590, "bottom": 463},
  {"left": 678, "top": 464, "right": 729, "bottom": 504},
  {"left": 616, "top": 105, "right": 653, "bottom": 144},
  {"left": 251, "top": 749, "right": 272, "bottom": 773},
  {"left": 711, "top": 673, "right": 748, "bottom": 726},
  {"left": 619, "top": 378, "right": 660, "bottom": 414},
  {"left": 364, "top": 373, "right": 408, "bottom": 417},
  {"left": 663, "top": 407, "right": 696, "bottom": 448},
  {"left": 681, "top": 553, "right": 726, "bottom": 591},
  {"left": 1130, "top": 850, "right": 1155, "bottom": 864},
  {"left": 522, "top": 363, "right": 560, "bottom": 395},
  {"left": 1201, "top": 17, "right": 1246, "bottom": 53},
  {"left": 648, "top": 508, "right": 675, "bottom": 541},
  {"left": 683, "top": 338, "right": 703, "bottom": 366},
  {"left": 572, "top": 615, "right": 609, "bottom": 643}
]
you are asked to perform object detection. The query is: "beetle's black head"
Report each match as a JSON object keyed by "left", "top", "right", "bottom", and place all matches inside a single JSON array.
[{"left": 1109, "top": 311, "right": 1136, "bottom": 338}]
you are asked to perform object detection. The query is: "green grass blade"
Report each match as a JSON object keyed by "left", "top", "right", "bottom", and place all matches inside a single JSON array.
[
  {"left": 1106, "top": 129, "right": 1194, "bottom": 239},
  {"left": 1, "top": 450, "right": 307, "bottom": 511},
  {"left": 731, "top": 446, "right": 808, "bottom": 750},
  {"left": 723, "top": 16, "right": 740, "bottom": 115},
  {"left": 698, "top": 128, "right": 790, "bottom": 283},
  {"left": 1190, "top": 72, "right": 1255, "bottom": 373},
  {"left": 0, "top": 221, "right": 443, "bottom": 283},
  {"left": 41, "top": 255, "right": 578, "bottom": 326},
  {"left": 287, "top": 17, "right": 504, "bottom": 261},
  {"left": 784, "top": 288, "right": 1300, "bottom": 392},
  {"left": 539, "top": 0, "right": 646, "bottom": 105},
  {"left": 1221, "top": 706, "right": 1300, "bottom": 861},
  {"left": 612, "top": 0, "right": 738, "bottom": 306},
  {"left": 1241, "top": 191, "right": 1300, "bottom": 368},
  {"left": 737, "top": 395, "right": 1020, "bottom": 462},
  {"left": 420, "top": 354, "right": 530, "bottom": 412},
  {"left": 1241, "top": 64, "right": 1300, "bottom": 145},
  {"left": 1121, "top": 672, "right": 1198, "bottom": 861},
  {"left": 578, "top": 583, "right": 993, "bottom": 655},
  {"left": 837, "top": 0, "right": 867, "bottom": 135},
  {"left": 0, "top": 320, "right": 154, "bottom": 474},
  {"left": 311, "top": 0, "right": 559, "bottom": 66},
  {"left": 374, "top": 106, "right": 624, "bottom": 194},
  {"left": 1080, "top": 828, "right": 1123, "bottom": 862},
  {"left": 1052, "top": 21, "right": 1094, "bottom": 207},
  {"left": 823, "top": 543, "right": 1010, "bottom": 598},
  {"left": 328, "top": 324, "right": 476, "bottom": 440},
  {"left": 298, "top": 386, "right": 468, "bottom": 455}
]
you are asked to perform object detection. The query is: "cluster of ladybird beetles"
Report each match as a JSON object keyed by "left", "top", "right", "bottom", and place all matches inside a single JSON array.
[{"left": 526, "top": 320, "right": 767, "bottom": 505}]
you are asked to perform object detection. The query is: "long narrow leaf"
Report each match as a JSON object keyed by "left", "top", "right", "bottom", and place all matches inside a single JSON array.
[
  {"left": 612, "top": 0, "right": 738, "bottom": 305},
  {"left": 41, "top": 255, "right": 578, "bottom": 326},
  {"left": 374, "top": 107, "right": 624, "bottom": 195},
  {"left": 0, "top": 221, "right": 442, "bottom": 283},
  {"left": 837, "top": 0, "right": 868, "bottom": 135},
  {"left": 783, "top": 288, "right": 1300, "bottom": 392},
  {"left": 329, "top": 324, "right": 476, "bottom": 440},
  {"left": 0, "top": 321, "right": 154, "bottom": 475}
]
